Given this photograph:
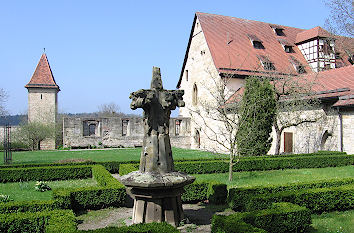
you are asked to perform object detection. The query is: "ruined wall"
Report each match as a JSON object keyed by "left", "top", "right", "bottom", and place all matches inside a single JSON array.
[{"left": 63, "top": 116, "right": 191, "bottom": 149}]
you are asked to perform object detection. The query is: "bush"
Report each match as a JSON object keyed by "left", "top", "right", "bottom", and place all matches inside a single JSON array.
[
  {"left": 0, "top": 209, "right": 76, "bottom": 233},
  {"left": 0, "top": 194, "right": 12, "bottom": 203},
  {"left": 0, "top": 165, "right": 92, "bottom": 183},
  {"left": 212, "top": 202, "right": 311, "bottom": 233},
  {"left": 35, "top": 181, "right": 51, "bottom": 192},
  {"left": 0, "top": 200, "right": 59, "bottom": 214},
  {"left": 228, "top": 177, "right": 354, "bottom": 211},
  {"left": 182, "top": 181, "right": 227, "bottom": 204},
  {"left": 247, "top": 183, "right": 354, "bottom": 213},
  {"left": 53, "top": 165, "right": 126, "bottom": 211},
  {"left": 80, "top": 222, "right": 179, "bottom": 233},
  {"left": 119, "top": 163, "right": 139, "bottom": 176}
]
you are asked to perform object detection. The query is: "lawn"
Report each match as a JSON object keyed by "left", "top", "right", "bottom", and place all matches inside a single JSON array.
[
  {"left": 0, "top": 178, "right": 98, "bottom": 201},
  {"left": 194, "top": 165, "right": 354, "bottom": 188},
  {"left": 0, "top": 148, "right": 226, "bottom": 165},
  {"left": 310, "top": 210, "right": 354, "bottom": 233}
]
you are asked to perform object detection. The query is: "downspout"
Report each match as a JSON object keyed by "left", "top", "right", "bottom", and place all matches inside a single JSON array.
[{"left": 337, "top": 107, "right": 343, "bottom": 152}]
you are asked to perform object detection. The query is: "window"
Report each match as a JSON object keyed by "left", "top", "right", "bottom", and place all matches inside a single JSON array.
[
  {"left": 278, "top": 39, "right": 293, "bottom": 53},
  {"left": 274, "top": 28, "right": 285, "bottom": 36},
  {"left": 89, "top": 124, "right": 96, "bottom": 136},
  {"left": 195, "top": 129, "right": 200, "bottom": 148},
  {"left": 270, "top": 24, "right": 285, "bottom": 36},
  {"left": 185, "top": 70, "right": 189, "bottom": 82},
  {"left": 192, "top": 83, "right": 198, "bottom": 106},
  {"left": 257, "top": 55, "right": 276, "bottom": 71},
  {"left": 175, "top": 120, "right": 181, "bottom": 135},
  {"left": 40, "top": 94, "right": 42, "bottom": 100},
  {"left": 247, "top": 34, "right": 264, "bottom": 49},
  {"left": 122, "top": 119, "right": 129, "bottom": 136},
  {"left": 290, "top": 56, "right": 306, "bottom": 74},
  {"left": 83, "top": 120, "right": 99, "bottom": 137}
]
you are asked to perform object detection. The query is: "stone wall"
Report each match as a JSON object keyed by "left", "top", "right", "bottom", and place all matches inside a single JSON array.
[{"left": 63, "top": 116, "right": 191, "bottom": 149}]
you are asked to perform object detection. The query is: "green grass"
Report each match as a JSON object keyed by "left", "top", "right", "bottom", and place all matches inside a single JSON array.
[
  {"left": 194, "top": 165, "right": 354, "bottom": 188},
  {"left": 0, "top": 148, "right": 226, "bottom": 165},
  {"left": 310, "top": 210, "right": 354, "bottom": 233},
  {"left": 0, "top": 178, "right": 98, "bottom": 201}
]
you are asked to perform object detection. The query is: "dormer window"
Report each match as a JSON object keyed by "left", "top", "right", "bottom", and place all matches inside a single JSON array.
[
  {"left": 247, "top": 34, "right": 264, "bottom": 49},
  {"left": 270, "top": 24, "right": 285, "bottom": 36},
  {"left": 278, "top": 39, "right": 294, "bottom": 53},
  {"left": 290, "top": 56, "right": 306, "bottom": 74},
  {"left": 257, "top": 55, "right": 275, "bottom": 70}
]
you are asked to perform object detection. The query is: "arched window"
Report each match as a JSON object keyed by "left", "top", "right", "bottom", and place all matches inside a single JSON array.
[
  {"left": 195, "top": 129, "right": 200, "bottom": 148},
  {"left": 192, "top": 83, "right": 198, "bottom": 106},
  {"left": 320, "top": 130, "right": 330, "bottom": 150}
]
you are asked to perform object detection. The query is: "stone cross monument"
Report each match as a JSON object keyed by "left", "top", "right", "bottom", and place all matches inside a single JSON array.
[{"left": 120, "top": 67, "right": 195, "bottom": 226}]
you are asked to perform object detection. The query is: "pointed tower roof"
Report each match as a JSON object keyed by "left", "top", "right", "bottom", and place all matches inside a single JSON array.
[{"left": 25, "top": 53, "right": 60, "bottom": 90}]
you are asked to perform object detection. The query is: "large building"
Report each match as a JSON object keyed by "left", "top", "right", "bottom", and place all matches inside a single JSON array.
[{"left": 177, "top": 12, "right": 354, "bottom": 154}]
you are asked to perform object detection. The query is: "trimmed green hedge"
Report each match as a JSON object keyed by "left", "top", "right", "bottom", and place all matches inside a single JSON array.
[
  {"left": 0, "top": 165, "right": 126, "bottom": 212},
  {"left": 246, "top": 183, "right": 354, "bottom": 213},
  {"left": 228, "top": 177, "right": 354, "bottom": 211},
  {"left": 80, "top": 222, "right": 179, "bottom": 233},
  {"left": 182, "top": 181, "right": 227, "bottom": 204},
  {"left": 0, "top": 165, "right": 92, "bottom": 183},
  {"left": 119, "top": 154, "right": 353, "bottom": 175},
  {"left": 53, "top": 165, "right": 126, "bottom": 211},
  {"left": 212, "top": 202, "right": 311, "bottom": 233},
  {"left": 0, "top": 209, "right": 77, "bottom": 233}
]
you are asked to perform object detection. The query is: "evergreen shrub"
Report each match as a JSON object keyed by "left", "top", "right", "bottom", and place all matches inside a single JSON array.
[
  {"left": 0, "top": 209, "right": 76, "bottom": 233},
  {"left": 212, "top": 202, "right": 311, "bottom": 233},
  {"left": 80, "top": 222, "right": 179, "bottom": 233},
  {"left": 0, "top": 165, "right": 92, "bottom": 183},
  {"left": 228, "top": 177, "right": 354, "bottom": 211}
]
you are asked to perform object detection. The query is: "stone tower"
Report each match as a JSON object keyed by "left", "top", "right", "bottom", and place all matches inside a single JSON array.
[{"left": 25, "top": 53, "right": 60, "bottom": 150}]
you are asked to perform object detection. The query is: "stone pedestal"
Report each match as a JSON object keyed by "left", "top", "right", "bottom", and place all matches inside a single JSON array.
[{"left": 120, "top": 171, "right": 195, "bottom": 226}]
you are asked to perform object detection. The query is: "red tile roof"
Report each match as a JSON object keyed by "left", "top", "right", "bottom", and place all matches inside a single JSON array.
[
  {"left": 196, "top": 12, "right": 310, "bottom": 76},
  {"left": 177, "top": 13, "right": 354, "bottom": 88},
  {"left": 25, "top": 53, "right": 60, "bottom": 90},
  {"left": 295, "top": 26, "right": 333, "bottom": 44}
]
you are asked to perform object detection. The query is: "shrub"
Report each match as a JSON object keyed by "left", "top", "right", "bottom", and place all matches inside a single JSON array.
[
  {"left": 207, "top": 182, "right": 228, "bottom": 204},
  {"left": 246, "top": 183, "right": 354, "bottom": 213},
  {"left": 228, "top": 177, "right": 354, "bottom": 211},
  {"left": 0, "top": 194, "right": 12, "bottom": 203},
  {"left": 0, "top": 200, "right": 59, "bottom": 214},
  {"left": 0, "top": 165, "right": 92, "bottom": 183},
  {"left": 212, "top": 202, "right": 311, "bottom": 233},
  {"left": 182, "top": 181, "right": 227, "bottom": 204},
  {"left": 119, "top": 163, "right": 139, "bottom": 176},
  {"left": 35, "top": 181, "right": 51, "bottom": 192},
  {"left": 0, "top": 209, "right": 76, "bottom": 233},
  {"left": 81, "top": 222, "right": 179, "bottom": 233}
]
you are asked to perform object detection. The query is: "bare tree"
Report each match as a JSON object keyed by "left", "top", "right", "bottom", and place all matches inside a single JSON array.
[
  {"left": 324, "top": 0, "right": 353, "bottom": 37},
  {"left": 97, "top": 102, "right": 122, "bottom": 117},
  {"left": 0, "top": 88, "right": 8, "bottom": 117},
  {"left": 271, "top": 74, "right": 325, "bottom": 155}
]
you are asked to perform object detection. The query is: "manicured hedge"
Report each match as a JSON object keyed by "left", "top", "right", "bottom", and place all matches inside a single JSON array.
[
  {"left": 53, "top": 165, "right": 126, "bottom": 211},
  {"left": 182, "top": 181, "right": 227, "bottom": 204},
  {"left": 80, "top": 222, "right": 179, "bottom": 233},
  {"left": 119, "top": 154, "right": 353, "bottom": 175},
  {"left": 212, "top": 202, "right": 311, "bottom": 233},
  {"left": 0, "top": 165, "right": 92, "bottom": 183},
  {"left": 0, "top": 200, "right": 59, "bottom": 214},
  {"left": 0, "top": 209, "right": 77, "bottom": 233},
  {"left": 246, "top": 183, "right": 354, "bottom": 213},
  {"left": 228, "top": 177, "right": 354, "bottom": 211}
]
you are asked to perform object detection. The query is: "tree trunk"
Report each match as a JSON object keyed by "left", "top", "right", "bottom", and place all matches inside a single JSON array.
[
  {"left": 274, "top": 123, "right": 282, "bottom": 155},
  {"left": 228, "top": 153, "right": 233, "bottom": 181}
]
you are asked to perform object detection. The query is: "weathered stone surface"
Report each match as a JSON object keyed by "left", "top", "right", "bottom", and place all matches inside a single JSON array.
[{"left": 119, "top": 66, "right": 195, "bottom": 227}]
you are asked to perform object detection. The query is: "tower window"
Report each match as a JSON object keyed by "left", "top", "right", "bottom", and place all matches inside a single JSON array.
[
  {"left": 185, "top": 70, "right": 189, "bottom": 82},
  {"left": 247, "top": 34, "right": 264, "bottom": 49},
  {"left": 192, "top": 83, "right": 198, "bottom": 106},
  {"left": 40, "top": 94, "right": 42, "bottom": 99},
  {"left": 257, "top": 55, "right": 276, "bottom": 70}
]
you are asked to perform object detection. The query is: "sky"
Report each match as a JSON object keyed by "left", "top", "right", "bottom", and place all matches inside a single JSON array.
[{"left": 0, "top": 0, "right": 332, "bottom": 116}]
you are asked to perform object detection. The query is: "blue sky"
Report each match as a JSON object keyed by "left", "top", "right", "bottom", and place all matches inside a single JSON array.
[{"left": 1, "top": 0, "right": 331, "bottom": 116}]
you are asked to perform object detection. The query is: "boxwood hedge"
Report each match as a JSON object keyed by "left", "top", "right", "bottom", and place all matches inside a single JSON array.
[{"left": 212, "top": 202, "right": 311, "bottom": 233}]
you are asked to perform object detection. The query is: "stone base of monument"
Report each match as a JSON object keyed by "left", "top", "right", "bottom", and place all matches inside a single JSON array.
[{"left": 120, "top": 171, "right": 195, "bottom": 227}]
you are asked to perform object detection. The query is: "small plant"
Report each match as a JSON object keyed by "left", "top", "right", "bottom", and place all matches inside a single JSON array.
[
  {"left": 35, "top": 181, "right": 51, "bottom": 192},
  {"left": 0, "top": 194, "right": 13, "bottom": 203}
]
